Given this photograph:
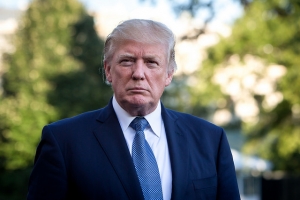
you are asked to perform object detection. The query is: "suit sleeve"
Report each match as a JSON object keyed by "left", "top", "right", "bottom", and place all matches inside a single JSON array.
[
  {"left": 27, "top": 125, "right": 68, "bottom": 200},
  {"left": 216, "top": 129, "right": 240, "bottom": 200}
]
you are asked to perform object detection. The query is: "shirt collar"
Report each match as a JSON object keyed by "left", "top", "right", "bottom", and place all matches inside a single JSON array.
[{"left": 112, "top": 95, "right": 161, "bottom": 138}]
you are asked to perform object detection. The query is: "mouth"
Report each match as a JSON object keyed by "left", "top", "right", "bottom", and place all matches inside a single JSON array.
[{"left": 128, "top": 87, "right": 147, "bottom": 93}]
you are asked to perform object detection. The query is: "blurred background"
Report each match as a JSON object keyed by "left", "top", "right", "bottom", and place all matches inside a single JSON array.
[{"left": 0, "top": 0, "right": 299, "bottom": 199}]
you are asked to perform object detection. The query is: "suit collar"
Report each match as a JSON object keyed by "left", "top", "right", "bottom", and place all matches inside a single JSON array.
[
  {"left": 94, "top": 100, "right": 189, "bottom": 200},
  {"left": 94, "top": 100, "right": 144, "bottom": 200},
  {"left": 161, "top": 104, "right": 189, "bottom": 200},
  {"left": 112, "top": 96, "right": 162, "bottom": 138}
]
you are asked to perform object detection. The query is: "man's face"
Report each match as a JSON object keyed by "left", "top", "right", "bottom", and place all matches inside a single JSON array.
[{"left": 104, "top": 40, "right": 173, "bottom": 116}]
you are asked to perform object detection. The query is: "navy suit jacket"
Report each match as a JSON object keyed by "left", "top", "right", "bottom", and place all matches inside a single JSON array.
[{"left": 27, "top": 100, "right": 240, "bottom": 200}]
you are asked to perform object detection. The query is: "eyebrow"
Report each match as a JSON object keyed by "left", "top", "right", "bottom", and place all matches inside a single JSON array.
[
  {"left": 117, "top": 53, "right": 135, "bottom": 59},
  {"left": 143, "top": 55, "right": 160, "bottom": 60},
  {"left": 117, "top": 53, "right": 162, "bottom": 62}
]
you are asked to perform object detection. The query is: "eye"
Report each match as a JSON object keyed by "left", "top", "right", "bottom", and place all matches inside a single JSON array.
[
  {"left": 119, "top": 59, "right": 134, "bottom": 66},
  {"left": 146, "top": 60, "right": 159, "bottom": 68}
]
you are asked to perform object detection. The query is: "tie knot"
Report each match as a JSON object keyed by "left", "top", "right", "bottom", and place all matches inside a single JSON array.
[{"left": 130, "top": 117, "right": 149, "bottom": 132}]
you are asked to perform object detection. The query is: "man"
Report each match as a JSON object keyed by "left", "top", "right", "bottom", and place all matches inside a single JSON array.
[{"left": 27, "top": 19, "right": 240, "bottom": 200}]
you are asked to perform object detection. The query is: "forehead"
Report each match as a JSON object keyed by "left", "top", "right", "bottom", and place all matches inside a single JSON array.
[{"left": 113, "top": 40, "right": 168, "bottom": 60}]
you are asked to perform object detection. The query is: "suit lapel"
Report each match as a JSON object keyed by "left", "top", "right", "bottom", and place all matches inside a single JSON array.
[
  {"left": 93, "top": 101, "right": 144, "bottom": 200},
  {"left": 161, "top": 105, "right": 189, "bottom": 200},
  {"left": 92, "top": 101, "right": 189, "bottom": 200}
]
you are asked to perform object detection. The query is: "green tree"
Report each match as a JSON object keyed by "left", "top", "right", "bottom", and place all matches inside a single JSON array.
[
  {"left": 143, "top": 0, "right": 300, "bottom": 172},
  {"left": 48, "top": 14, "right": 112, "bottom": 119},
  {"left": 191, "top": 0, "right": 300, "bottom": 172},
  {"left": 0, "top": 0, "right": 112, "bottom": 199},
  {"left": 0, "top": 0, "right": 86, "bottom": 171}
]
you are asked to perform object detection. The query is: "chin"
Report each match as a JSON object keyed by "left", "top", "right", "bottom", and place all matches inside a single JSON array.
[{"left": 129, "top": 97, "right": 148, "bottom": 107}]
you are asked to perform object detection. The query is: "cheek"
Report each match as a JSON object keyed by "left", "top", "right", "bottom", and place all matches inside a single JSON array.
[{"left": 111, "top": 68, "right": 132, "bottom": 84}]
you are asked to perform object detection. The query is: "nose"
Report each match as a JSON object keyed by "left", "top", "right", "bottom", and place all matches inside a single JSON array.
[{"left": 131, "top": 60, "right": 145, "bottom": 80}]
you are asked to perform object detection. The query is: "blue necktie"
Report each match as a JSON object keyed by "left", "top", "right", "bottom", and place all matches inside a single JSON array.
[{"left": 130, "top": 117, "right": 163, "bottom": 200}]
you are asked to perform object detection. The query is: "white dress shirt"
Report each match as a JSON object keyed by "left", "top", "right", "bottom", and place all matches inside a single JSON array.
[{"left": 112, "top": 96, "right": 172, "bottom": 200}]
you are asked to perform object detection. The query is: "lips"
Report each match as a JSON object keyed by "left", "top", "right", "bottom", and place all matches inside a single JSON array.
[{"left": 128, "top": 87, "right": 147, "bottom": 93}]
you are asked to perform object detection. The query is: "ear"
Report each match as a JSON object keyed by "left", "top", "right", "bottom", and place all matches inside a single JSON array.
[
  {"left": 104, "top": 61, "right": 112, "bottom": 83},
  {"left": 165, "top": 70, "right": 174, "bottom": 87}
]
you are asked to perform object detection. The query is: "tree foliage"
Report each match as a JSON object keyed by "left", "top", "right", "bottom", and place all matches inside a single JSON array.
[
  {"left": 190, "top": 0, "right": 300, "bottom": 172},
  {"left": 0, "top": 0, "right": 112, "bottom": 198},
  {"left": 159, "top": 0, "right": 300, "bottom": 172}
]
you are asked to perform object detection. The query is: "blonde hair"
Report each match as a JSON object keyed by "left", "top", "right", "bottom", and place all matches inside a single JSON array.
[{"left": 103, "top": 19, "right": 177, "bottom": 73}]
